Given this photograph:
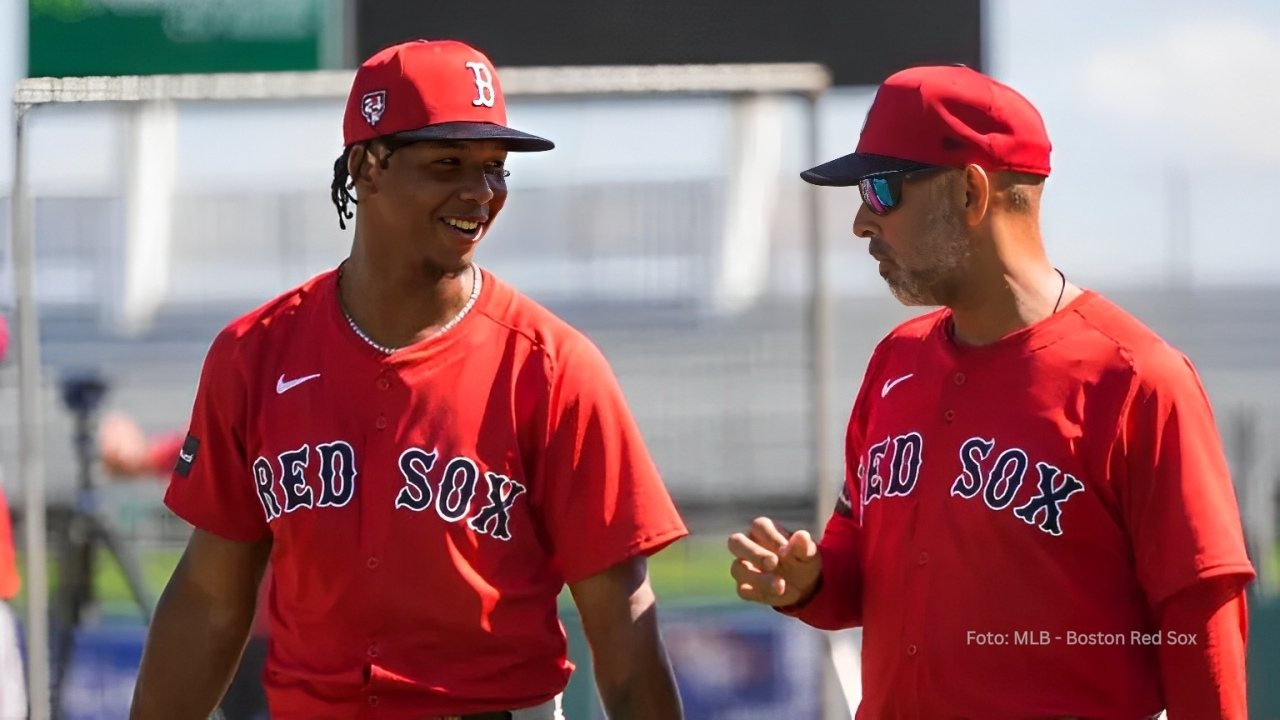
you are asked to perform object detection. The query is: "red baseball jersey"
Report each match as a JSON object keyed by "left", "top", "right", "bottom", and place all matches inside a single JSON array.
[
  {"left": 165, "top": 267, "right": 687, "bottom": 719},
  {"left": 792, "top": 291, "right": 1254, "bottom": 718}
]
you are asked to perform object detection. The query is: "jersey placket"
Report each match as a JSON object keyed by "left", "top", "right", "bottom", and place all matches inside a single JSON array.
[
  {"left": 898, "top": 365, "right": 954, "bottom": 706},
  {"left": 358, "top": 361, "right": 404, "bottom": 712},
  {"left": 914, "top": 349, "right": 1002, "bottom": 714}
]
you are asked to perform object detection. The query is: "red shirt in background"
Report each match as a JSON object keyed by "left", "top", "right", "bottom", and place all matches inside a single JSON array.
[{"left": 0, "top": 314, "right": 20, "bottom": 599}]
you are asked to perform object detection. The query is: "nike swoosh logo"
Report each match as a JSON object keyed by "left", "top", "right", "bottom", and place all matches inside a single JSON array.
[
  {"left": 881, "top": 373, "right": 914, "bottom": 398},
  {"left": 276, "top": 373, "right": 321, "bottom": 394},
  {"left": 178, "top": 450, "right": 194, "bottom": 463}
]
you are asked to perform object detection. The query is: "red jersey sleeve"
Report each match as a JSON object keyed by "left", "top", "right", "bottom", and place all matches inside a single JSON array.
[
  {"left": 533, "top": 334, "right": 687, "bottom": 585},
  {"left": 1157, "top": 577, "right": 1249, "bottom": 718},
  {"left": 787, "top": 351, "right": 878, "bottom": 630},
  {"left": 164, "top": 330, "right": 269, "bottom": 542},
  {"left": 785, "top": 432, "right": 865, "bottom": 630},
  {"left": 1113, "top": 352, "right": 1255, "bottom": 606}
]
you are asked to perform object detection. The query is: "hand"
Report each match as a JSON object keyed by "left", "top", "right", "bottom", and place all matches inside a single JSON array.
[
  {"left": 98, "top": 412, "right": 153, "bottom": 478},
  {"left": 728, "top": 516, "right": 822, "bottom": 608}
]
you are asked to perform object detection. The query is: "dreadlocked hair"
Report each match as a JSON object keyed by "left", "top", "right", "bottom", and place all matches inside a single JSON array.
[
  {"left": 330, "top": 139, "right": 411, "bottom": 229},
  {"left": 330, "top": 146, "right": 357, "bottom": 230}
]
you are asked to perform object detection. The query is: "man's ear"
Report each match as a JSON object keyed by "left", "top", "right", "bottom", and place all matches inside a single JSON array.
[
  {"left": 347, "top": 143, "right": 380, "bottom": 189},
  {"left": 963, "top": 164, "right": 990, "bottom": 227}
]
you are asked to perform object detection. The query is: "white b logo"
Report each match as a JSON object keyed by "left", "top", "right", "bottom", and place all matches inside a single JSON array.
[{"left": 465, "top": 62, "right": 496, "bottom": 108}]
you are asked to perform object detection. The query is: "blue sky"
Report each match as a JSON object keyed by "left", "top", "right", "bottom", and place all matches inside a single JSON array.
[
  {"left": 990, "top": 0, "right": 1280, "bottom": 169},
  {"left": 986, "top": 0, "right": 1280, "bottom": 285}
]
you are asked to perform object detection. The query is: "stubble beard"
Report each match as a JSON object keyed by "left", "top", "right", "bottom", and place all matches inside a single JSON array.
[{"left": 885, "top": 200, "right": 969, "bottom": 307}]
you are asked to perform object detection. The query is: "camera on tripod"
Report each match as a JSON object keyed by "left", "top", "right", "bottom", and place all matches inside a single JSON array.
[
  {"left": 49, "top": 369, "right": 157, "bottom": 719},
  {"left": 60, "top": 373, "right": 108, "bottom": 416}
]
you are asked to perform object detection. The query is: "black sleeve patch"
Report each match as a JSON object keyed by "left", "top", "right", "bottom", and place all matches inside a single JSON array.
[
  {"left": 834, "top": 482, "right": 853, "bottom": 518},
  {"left": 174, "top": 434, "right": 200, "bottom": 477}
]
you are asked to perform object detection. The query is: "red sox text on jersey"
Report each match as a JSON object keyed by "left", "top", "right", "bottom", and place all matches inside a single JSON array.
[
  {"left": 848, "top": 431, "right": 1086, "bottom": 536},
  {"left": 251, "top": 441, "right": 527, "bottom": 541}
]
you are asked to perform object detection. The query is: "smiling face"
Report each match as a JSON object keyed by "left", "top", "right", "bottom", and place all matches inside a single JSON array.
[
  {"left": 352, "top": 138, "right": 511, "bottom": 275},
  {"left": 853, "top": 169, "right": 972, "bottom": 307}
]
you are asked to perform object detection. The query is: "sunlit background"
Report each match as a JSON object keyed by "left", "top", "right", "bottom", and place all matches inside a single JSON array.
[{"left": 1, "top": 1, "right": 1278, "bottom": 718}]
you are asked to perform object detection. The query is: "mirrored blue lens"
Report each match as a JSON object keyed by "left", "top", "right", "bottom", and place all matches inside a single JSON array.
[{"left": 859, "top": 176, "right": 896, "bottom": 215}]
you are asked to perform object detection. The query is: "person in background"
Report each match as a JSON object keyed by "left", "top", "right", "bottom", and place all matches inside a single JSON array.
[
  {"left": 0, "top": 313, "right": 27, "bottom": 719},
  {"left": 98, "top": 414, "right": 183, "bottom": 480}
]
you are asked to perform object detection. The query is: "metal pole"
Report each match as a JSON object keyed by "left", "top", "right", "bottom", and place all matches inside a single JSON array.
[
  {"left": 805, "top": 93, "right": 835, "bottom": 546},
  {"left": 342, "top": 0, "right": 359, "bottom": 67},
  {"left": 804, "top": 93, "right": 848, "bottom": 720},
  {"left": 13, "top": 102, "right": 51, "bottom": 720}
]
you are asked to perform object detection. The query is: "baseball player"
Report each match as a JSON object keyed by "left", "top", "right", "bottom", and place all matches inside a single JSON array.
[
  {"left": 728, "top": 66, "right": 1254, "bottom": 718},
  {"left": 130, "top": 39, "right": 688, "bottom": 720}
]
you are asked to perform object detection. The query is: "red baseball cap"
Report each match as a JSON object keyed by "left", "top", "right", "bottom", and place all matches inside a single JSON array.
[
  {"left": 801, "top": 65, "right": 1050, "bottom": 186},
  {"left": 343, "top": 39, "right": 553, "bottom": 152}
]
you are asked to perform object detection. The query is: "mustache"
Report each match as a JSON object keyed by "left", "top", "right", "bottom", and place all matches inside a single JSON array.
[{"left": 868, "top": 238, "right": 891, "bottom": 262}]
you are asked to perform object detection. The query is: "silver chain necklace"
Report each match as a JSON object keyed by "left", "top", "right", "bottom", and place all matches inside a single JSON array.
[{"left": 339, "top": 264, "right": 482, "bottom": 355}]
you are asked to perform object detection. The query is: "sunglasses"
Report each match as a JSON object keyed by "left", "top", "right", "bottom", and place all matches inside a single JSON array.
[{"left": 858, "top": 167, "right": 947, "bottom": 216}]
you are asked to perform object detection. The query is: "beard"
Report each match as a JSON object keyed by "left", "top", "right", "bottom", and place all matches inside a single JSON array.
[{"left": 884, "top": 199, "right": 970, "bottom": 307}]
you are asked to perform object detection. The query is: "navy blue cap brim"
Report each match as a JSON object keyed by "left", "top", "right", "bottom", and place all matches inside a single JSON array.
[
  {"left": 391, "top": 121, "right": 554, "bottom": 152},
  {"left": 800, "top": 153, "right": 934, "bottom": 186}
]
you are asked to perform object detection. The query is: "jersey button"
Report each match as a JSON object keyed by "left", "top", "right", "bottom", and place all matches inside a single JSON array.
[
  {"left": 917, "top": 552, "right": 928, "bottom": 566},
  {"left": 368, "top": 695, "right": 379, "bottom": 707},
  {"left": 907, "top": 644, "right": 918, "bottom": 656},
  {"left": 953, "top": 372, "right": 966, "bottom": 385},
  {"left": 377, "top": 377, "right": 391, "bottom": 391},
  {"left": 368, "top": 642, "right": 378, "bottom": 658},
  {"left": 375, "top": 415, "right": 388, "bottom": 430},
  {"left": 943, "top": 409, "right": 955, "bottom": 423},
  {"left": 366, "top": 556, "right": 380, "bottom": 570}
]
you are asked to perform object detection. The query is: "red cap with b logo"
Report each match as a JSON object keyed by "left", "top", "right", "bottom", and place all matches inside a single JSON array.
[{"left": 342, "top": 39, "right": 553, "bottom": 152}]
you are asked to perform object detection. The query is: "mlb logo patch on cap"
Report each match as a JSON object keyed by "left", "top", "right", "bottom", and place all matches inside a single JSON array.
[{"left": 361, "top": 90, "right": 386, "bottom": 127}]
